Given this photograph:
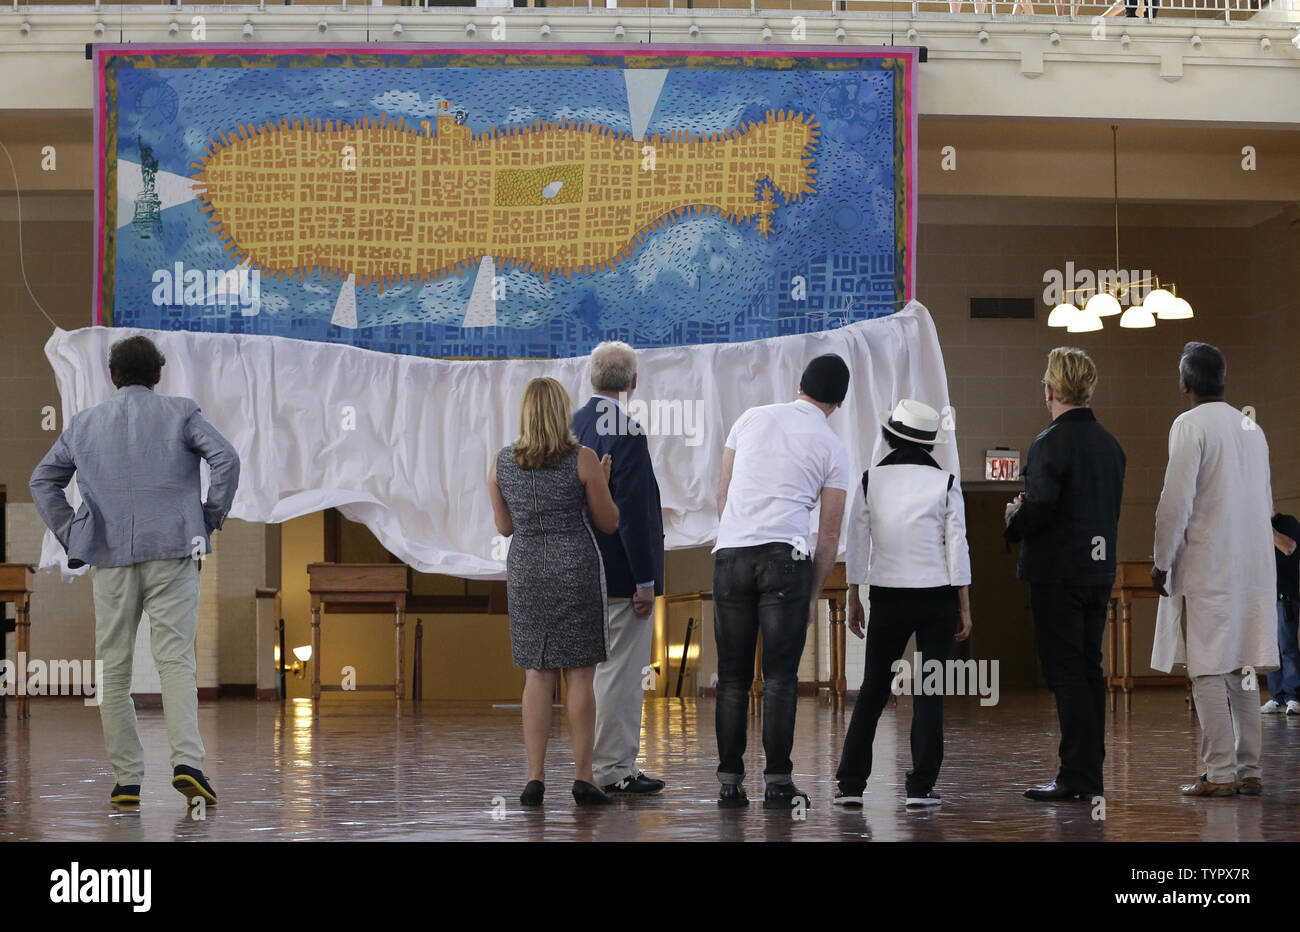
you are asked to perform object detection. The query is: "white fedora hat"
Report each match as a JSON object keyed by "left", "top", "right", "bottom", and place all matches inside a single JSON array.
[{"left": 880, "top": 399, "right": 948, "bottom": 444}]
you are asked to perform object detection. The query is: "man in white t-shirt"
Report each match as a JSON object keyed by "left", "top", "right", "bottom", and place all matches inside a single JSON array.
[{"left": 712, "top": 353, "right": 852, "bottom": 810}]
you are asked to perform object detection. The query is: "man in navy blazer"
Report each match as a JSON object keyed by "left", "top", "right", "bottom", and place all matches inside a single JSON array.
[
  {"left": 572, "top": 341, "right": 666, "bottom": 796},
  {"left": 31, "top": 335, "right": 239, "bottom": 811}
]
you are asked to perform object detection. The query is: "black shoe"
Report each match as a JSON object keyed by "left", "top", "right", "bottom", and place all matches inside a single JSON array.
[
  {"left": 603, "top": 772, "right": 665, "bottom": 796},
  {"left": 1023, "top": 781, "right": 1088, "bottom": 801},
  {"left": 763, "top": 783, "right": 811, "bottom": 810},
  {"left": 110, "top": 784, "right": 141, "bottom": 808},
  {"left": 718, "top": 784, "right": 749, "bottom": 808},
  {"left": 171, "top": 765, "right": 217, "bottom": 807},
  {"left": 832, "top": 790, "right": 863, "bottom": 808},
  {"left": 520, "top": 780, "right": 544, "bottom": 807},
  {"left": 572, "top": 780, "right": 612, "bottom": 806}
]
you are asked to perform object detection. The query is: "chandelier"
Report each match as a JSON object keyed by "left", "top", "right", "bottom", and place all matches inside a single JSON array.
[{"left": 1047, "top": 126, "right": 1194, "bottom": 333}]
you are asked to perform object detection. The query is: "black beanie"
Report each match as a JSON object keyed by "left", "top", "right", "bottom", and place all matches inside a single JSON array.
[{"left": 799, "top": 353, "right": 850, "bottom": 405}]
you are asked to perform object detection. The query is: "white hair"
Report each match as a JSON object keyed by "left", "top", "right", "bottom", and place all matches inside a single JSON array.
[{"left": 589, "top": 341, "right": 637, "bottom": 393}]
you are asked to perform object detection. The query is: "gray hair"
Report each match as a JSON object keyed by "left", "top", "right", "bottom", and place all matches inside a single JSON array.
[
  {"left": 1178, "top": 341, "right": 1226, "bottom": 398},
  {"left": 589, "top": 341, "right": 637, "bottom": 393}
]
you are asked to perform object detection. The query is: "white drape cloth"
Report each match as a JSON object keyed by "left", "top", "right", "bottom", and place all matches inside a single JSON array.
[
  {"left": 1151, "top": 402, "right": 1279, "bottom": 677},
  {"left": 39, "top": 301, "right": 956, "bottom": 580}
]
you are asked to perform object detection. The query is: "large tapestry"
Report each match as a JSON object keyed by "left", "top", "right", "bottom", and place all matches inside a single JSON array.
[{"left": 94, "top": 43, "right": 918, "bottom": 358}]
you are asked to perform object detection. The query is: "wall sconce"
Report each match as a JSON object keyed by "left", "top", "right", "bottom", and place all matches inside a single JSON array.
[
  {"left": 465, "top": 22, "right": 476, "bottom": 36},
  {"left": 689, "top": 23, "right": 700, "bottom": 37},
  {"left": 275, "top": 644, "right": 313, "bottom": 679},
  {"left": 906, "top": 26, "right": 918, "bottom": 41},
  {"left": 761, "top": 24, "right": 773, "bottom": 41},
  {"left": 539, "top": 23, "right": 551, "bottom": 38},
  {"left": 168, "top": 20, "right": 180, "bottom": 35},
  {"left": 614, "top": 23, "right": 625, "bottom": 38},
  {"left": 1048, "top": 31, "right": 1060, "bottom": 45},
  {"left": 317, "top": 20, "right": 329, "bottom": 34},
  {"left": 1259, "top": 36, "right": 1270, "bottom": 51},
  {"left": 391, "top": 22, "right": 403, "bottom": 36},
  {"left": 1189, "top": 34, "right": 1202, "bottom": 49},
  {"left": 19, "top": 21, "right": 31, "bottom": 35},
  {"left": 834, "top": 25, "right": 846, "bottom": 41},
  {"left": 978, "top": 29, "right": 990, "bottom": 44},
  {"left": 242, "top": 22, "right": 255, "bottom": 39},
  {"left": 1120, "top": 33, "right": 1131, "bottom": 47},
  {"left": 93, "top": 21, "right": 106, "bottom": 37}
]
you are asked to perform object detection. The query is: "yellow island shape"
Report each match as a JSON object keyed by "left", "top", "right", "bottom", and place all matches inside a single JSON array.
[{"left": 191, "top": 109, "right": 820, "bottom": 291}]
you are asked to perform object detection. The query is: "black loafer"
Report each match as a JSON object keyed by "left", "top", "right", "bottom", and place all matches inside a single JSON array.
[
  {"left": 520, "top": 780, "right": 544, "bottom": 807},
  {"left": 110, "top": 784, "right": 141, "bottom": 808},
  {"left": 603, "top": 772, "right": 666, "bottom": 796},
  {"left": 572, "top": 780, "right": 612, "bottom": 806},
  {"left": 718, "top": 784, "right": 749, "bottom": 808},
  {"left": 1023, "top": 781, "right": 1088, "bottom": 801},
  {"left": 172, "top": 765, "right": 217, "bottom": 807},
  {"left": 763, "top": 783, "right": 811, "bottom": 810}
]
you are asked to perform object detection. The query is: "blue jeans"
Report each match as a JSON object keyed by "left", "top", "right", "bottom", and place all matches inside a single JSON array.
[
  {"left": 713, "top": 543, "right": 813, "bottom": 787},
  {"left": 1266, "top": 598, "right": 1300, "bottom": 704}
]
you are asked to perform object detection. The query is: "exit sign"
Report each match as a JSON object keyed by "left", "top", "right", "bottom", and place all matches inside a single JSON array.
[{"left": 985, "top": 450, "right": 1021, "bottom": 481}]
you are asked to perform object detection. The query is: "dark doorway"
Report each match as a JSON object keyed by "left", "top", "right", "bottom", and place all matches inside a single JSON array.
[{"left": 963, "top": 486, "right": 1041, "bottom": 688}]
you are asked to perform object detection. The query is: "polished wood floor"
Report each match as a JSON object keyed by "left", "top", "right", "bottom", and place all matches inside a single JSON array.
[{"left": 2, "top": 690, "right": 1297, "bottom": 842}]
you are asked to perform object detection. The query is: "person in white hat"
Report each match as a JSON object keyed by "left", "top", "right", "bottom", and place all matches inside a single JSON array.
[{"left": 834, "top": 399, "right": 972, "bottom": 809}]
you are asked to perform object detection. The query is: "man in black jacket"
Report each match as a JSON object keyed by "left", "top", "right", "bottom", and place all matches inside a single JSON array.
[
  {"left": 573, "top": 341, "right": 666, "bottom": 796},
  {"left": 1006, "top": 346, "right": 1125, "bottom": 801}
]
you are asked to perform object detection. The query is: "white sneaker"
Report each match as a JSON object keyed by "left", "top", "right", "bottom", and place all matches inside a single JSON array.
[
  {"left": 1261, "top": 700, "right": 1284, "bottom": 714},
  {"left": 1287, "top": 700, "right": 1300, "bottom": 716},
  {"left": 905, "top": 791, "right": 942, "bottom": 808}
]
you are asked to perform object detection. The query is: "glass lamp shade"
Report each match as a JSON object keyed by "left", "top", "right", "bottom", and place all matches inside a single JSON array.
[
  {"left": 1084, "top": 291, "right": 1122, "bottom": 318},
  {"left": 1047, "top": 303, "right": 1079, "bottom": 328},
  {"left": 1068, "top": 307, "right": 1104, "bottom": 332},
  {"left": 1142, "top": 288, "right": 1176, "bottom": 317},
  {"left": 1160, "top": 297, "right": 1194, "bottom": 320},
  {"left": 1119, "top": 305, "right": 1156, "bottom": 329},
  {"left": 293, "top": 645, "right": 313, "bottom": 663}
]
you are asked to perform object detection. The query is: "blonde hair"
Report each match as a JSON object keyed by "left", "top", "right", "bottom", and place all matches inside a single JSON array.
[
  {"left": 513, "top": 377, "right": 579, "bottom": 469},
  {"left": 1044, "top": 346, "right": 1098, "bottom": 407}
]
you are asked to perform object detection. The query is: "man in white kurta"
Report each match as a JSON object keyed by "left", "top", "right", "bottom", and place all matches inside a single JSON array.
[{"left": 1151, "top": 343, "right": 1278, "bottom": 797}]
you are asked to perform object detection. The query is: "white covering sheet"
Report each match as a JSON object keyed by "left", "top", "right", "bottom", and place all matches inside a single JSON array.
[{"left": 39, "top": 301, "right": 956, "bottom": 580}]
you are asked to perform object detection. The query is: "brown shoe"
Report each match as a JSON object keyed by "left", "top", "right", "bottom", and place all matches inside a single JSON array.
[
  {"left": 1180, "top": 774, "right": 1236, "bottom": 798},
  {"left": 1237, "top": 777, "right": 1263, "bottom": 796}
]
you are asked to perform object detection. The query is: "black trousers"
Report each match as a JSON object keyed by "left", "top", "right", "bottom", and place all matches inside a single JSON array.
[
  {"left": 835, "top": 585, "right": 959, "bottom": 798},
  {"left": 1030, "top": 583, "right": 1112, "bottom": 794},
  {"left": 713, "top": 542, "right": 813, "bottom": 785}
]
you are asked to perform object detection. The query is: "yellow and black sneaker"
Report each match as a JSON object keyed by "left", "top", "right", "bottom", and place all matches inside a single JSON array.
[
  {"left": 110, "top": 784, "right": 141, "bottom": 809},
  {"left": 171, "top": 765, "right": 218, "bottom": 807}
]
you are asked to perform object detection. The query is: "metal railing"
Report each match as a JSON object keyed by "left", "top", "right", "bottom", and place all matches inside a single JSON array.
[{"left": 6, "top": 0, "right": 1298, "bottom": 21}]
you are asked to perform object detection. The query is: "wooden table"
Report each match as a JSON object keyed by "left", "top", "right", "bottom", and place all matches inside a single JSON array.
[
  {"left": 1107, "top": 560, "right": 1159, "bottom": 709},
  {"left": 750, "top": 563, "right": 849, "bottom": 714},
  {"left": 0, "top": 564, "right": 35, "bottom": 720},
  {"left": 307, "top": 563, "right": 408, "bottom": 703}
]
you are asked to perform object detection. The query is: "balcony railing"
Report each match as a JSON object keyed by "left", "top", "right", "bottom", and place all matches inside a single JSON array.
[{"left": 4, "top": 0, "right": 1297, "bottom": 22}]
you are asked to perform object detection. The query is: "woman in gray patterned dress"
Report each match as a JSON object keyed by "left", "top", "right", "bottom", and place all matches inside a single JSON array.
[{"left": 488, "top": 376, "right": 621, "bottom": 807}]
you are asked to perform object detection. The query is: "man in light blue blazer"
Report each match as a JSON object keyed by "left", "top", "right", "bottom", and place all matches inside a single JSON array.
[{"left": 30, "top": 335, "right": 240, "bottom": 810}]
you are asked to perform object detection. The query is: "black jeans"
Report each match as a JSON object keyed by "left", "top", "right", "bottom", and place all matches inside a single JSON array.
[
  {"left": 713, "top": 542, "right": 813, "bottom": 786},
  {"left": 1030, "top": 583, "right": 1112, "bottom": 794},
  {"left": 835, "top": 585, "right": 959, "bottom": 798},
  {"left": 1125, "top": 0, "right": 1157, "bottom": 16}
]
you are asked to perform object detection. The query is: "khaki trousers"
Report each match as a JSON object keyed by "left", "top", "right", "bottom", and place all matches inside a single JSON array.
[
  {"left": 91, "top": 557, "right": 204, "bottom": 786},
  {"left": 593, "top": 598, "right": 654, "bottom": 786},
  {"left": 1190, "top": 671, "right": 1262, "bottom": 785}
]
